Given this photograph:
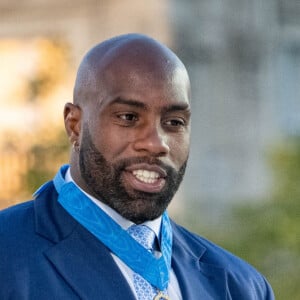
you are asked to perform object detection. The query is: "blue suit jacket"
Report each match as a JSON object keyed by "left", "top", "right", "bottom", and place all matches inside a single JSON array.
[{"left": 0, "top": 181, "right": 274, "bottom": 299}]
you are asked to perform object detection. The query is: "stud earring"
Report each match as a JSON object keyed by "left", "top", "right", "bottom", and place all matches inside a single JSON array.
[{"left": 72, "top": 140, "right": 80, "bottom": 152}]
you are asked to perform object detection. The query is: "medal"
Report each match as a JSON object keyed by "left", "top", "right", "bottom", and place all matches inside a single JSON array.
[{"left": 154, "top": 291, "right": 170, "bottom": 300}]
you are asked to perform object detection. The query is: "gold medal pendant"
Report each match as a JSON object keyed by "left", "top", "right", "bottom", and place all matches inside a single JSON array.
[{"left": 153, "top": 291, "right": 170, "bottom": 300}]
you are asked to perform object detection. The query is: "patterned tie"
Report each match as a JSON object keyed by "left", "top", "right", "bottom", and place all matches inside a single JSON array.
[{"left": 127, "top": 225, "right": 157, "bottom": 299}]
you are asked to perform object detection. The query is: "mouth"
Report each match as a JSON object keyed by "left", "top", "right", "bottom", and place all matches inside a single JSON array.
[
  {"left": 124, "top": 164, "right": 167, "bottom": 193},
  {"left": 132, "top": 169, "right": 160, "bottom": 184}
]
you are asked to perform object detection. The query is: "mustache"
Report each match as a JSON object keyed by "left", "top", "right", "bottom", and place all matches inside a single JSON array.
[{"left": 109, "top": 156, "right": 176, "bottom": 174}]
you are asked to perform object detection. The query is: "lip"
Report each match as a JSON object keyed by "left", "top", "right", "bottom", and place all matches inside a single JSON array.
[
  {"left": 123, "top": 163, "right": 167, "bottom": 193},
  {"left": 125, "top": 163, "right": 167, "bottom": 178}
]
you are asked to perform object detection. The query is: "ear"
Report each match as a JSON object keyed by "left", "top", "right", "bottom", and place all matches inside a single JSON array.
[{"left": 64, "top": 102, "right": 82, "bottom": 144}]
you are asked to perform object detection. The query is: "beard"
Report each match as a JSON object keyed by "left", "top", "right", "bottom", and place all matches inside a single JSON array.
[{"left": 79, "top": 126, "right": 187, "bottom": 224}]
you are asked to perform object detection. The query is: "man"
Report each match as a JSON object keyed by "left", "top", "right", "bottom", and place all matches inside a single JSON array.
[{"left": 0, "top": 34, "right": 274, "bottom": 299}]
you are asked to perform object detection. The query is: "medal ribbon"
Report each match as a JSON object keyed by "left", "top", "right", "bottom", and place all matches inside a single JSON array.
[{"left": 51, "top": 165, "right": 172, "bottom": 291}]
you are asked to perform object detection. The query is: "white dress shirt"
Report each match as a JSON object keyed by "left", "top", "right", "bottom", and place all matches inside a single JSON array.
[{"left": 65, "top": 168, "right": 182, "bottom": 299}]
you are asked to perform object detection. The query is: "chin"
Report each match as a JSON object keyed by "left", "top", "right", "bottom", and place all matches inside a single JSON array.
[{"left": 114, "top": 197, "right": 168, "bottom": 224}]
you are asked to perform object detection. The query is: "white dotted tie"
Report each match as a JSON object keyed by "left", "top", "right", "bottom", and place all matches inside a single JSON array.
[{"left": 127, "top": 225, "right": 157, "bottom": 299}]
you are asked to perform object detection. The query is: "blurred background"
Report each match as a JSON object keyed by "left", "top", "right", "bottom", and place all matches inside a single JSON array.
[{"left": 0, "top": 0, "right": 299, "bottom": 298}]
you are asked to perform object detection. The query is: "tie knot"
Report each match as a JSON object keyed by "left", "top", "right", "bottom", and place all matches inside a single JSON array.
[{"left": 127, "top": 225, "right": 156, "bottom": 251}]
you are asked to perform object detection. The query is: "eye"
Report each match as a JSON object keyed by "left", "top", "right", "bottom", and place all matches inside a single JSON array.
[
  {"left": 114, "top": 112, "right": 139, "bottom": 126},
  {"left": 163, "top": 117, "right": 187, "bottom": 131},
  {"left": 118, "top": 113, "right": 138, "bottom": 121},
  {"left": 165, "top": 119, "right": 185, "bottom": 126}
]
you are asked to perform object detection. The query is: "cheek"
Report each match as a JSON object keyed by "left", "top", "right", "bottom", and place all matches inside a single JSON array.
[
  {"left": 95, "top": 131, "right": 131, "bottom": 161},
  {"left": 169, "top": 135, "right": 190, "bottom": 166}
]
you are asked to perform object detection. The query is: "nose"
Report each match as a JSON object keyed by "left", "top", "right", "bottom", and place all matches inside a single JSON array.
[{"left": 133, "top": 123, "right": 170, "bottom": 157}]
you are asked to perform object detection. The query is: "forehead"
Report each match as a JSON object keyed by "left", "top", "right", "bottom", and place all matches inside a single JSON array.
[{"left": 97, "top": 49, "right": 191, "bottom": 109}]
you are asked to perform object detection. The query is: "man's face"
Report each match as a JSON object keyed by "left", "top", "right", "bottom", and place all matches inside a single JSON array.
[{"left": 78, "top": 56, "right": 191, "bottom": 223}]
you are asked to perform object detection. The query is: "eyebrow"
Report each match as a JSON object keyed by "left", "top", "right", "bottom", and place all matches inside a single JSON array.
[
  {"left": 110, "top": 97, "right": 147, "bottom": 109},
  {"left": 161, "top": 103, "right": 191, "bottom": 114},
  {"left": 110, "top": 97, "right": 191, "bottom": 114}
]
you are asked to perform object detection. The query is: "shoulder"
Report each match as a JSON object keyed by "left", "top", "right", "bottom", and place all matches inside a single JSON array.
[
  {"left": 171, "top": 221, "right": 274, "bottom": 299},
  {"left": 0, "top": 182, "right": 56, "bottom": 256},
  {"left": 172, "top": 220, "right": 255, "bottom": 270},
  {"left": 0, "top": 200, "right": 35, "bottom": 235},
  {"left": 0, "top": 200, "right": 42, "bottom": 256},
  {"left": 0, "top": 200, "right": 39, "bottom": 272}
]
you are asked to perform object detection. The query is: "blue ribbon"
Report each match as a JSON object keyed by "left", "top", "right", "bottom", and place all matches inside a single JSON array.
[{"left": 52, "top": 165, "right": 172, "bottom": 291}]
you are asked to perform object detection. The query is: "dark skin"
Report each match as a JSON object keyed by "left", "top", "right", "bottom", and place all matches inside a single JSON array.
[{"left": 64, "top": 34, "right": 191, "bottom": 224}]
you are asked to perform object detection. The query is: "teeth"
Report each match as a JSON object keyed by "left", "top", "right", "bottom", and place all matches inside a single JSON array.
[{"left": 132, "top": 170, "right": 160, "bottom": 183}]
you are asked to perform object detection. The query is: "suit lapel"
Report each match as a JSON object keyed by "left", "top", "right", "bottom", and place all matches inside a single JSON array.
[
  {"left": 171, "top": 223, "right": 227, "bottom": 300},
  {"left": 34, "top": 182, "right": 135, "bottom": 300},
  {"left": 44, "top": 224, "right": 135, "bottom": 300}
]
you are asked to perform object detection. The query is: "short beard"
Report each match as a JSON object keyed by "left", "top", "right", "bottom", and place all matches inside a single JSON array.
[{"left": 79, "top": 127, "right": 187, "bottom": 224}]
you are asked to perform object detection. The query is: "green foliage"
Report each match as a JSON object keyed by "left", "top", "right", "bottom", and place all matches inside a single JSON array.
[{"left": 220, "top": 139, "right": 300, "bottom": 299}]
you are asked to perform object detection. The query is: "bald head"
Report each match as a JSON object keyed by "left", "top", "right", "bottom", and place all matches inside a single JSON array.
[{"left": 73, "top": 33, "right": 190, "bottom": 106}]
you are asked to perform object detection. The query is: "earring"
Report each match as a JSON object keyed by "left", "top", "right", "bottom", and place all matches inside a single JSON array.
[{"left": 72, "top": 140, "right": 80, "bottom": 152}]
